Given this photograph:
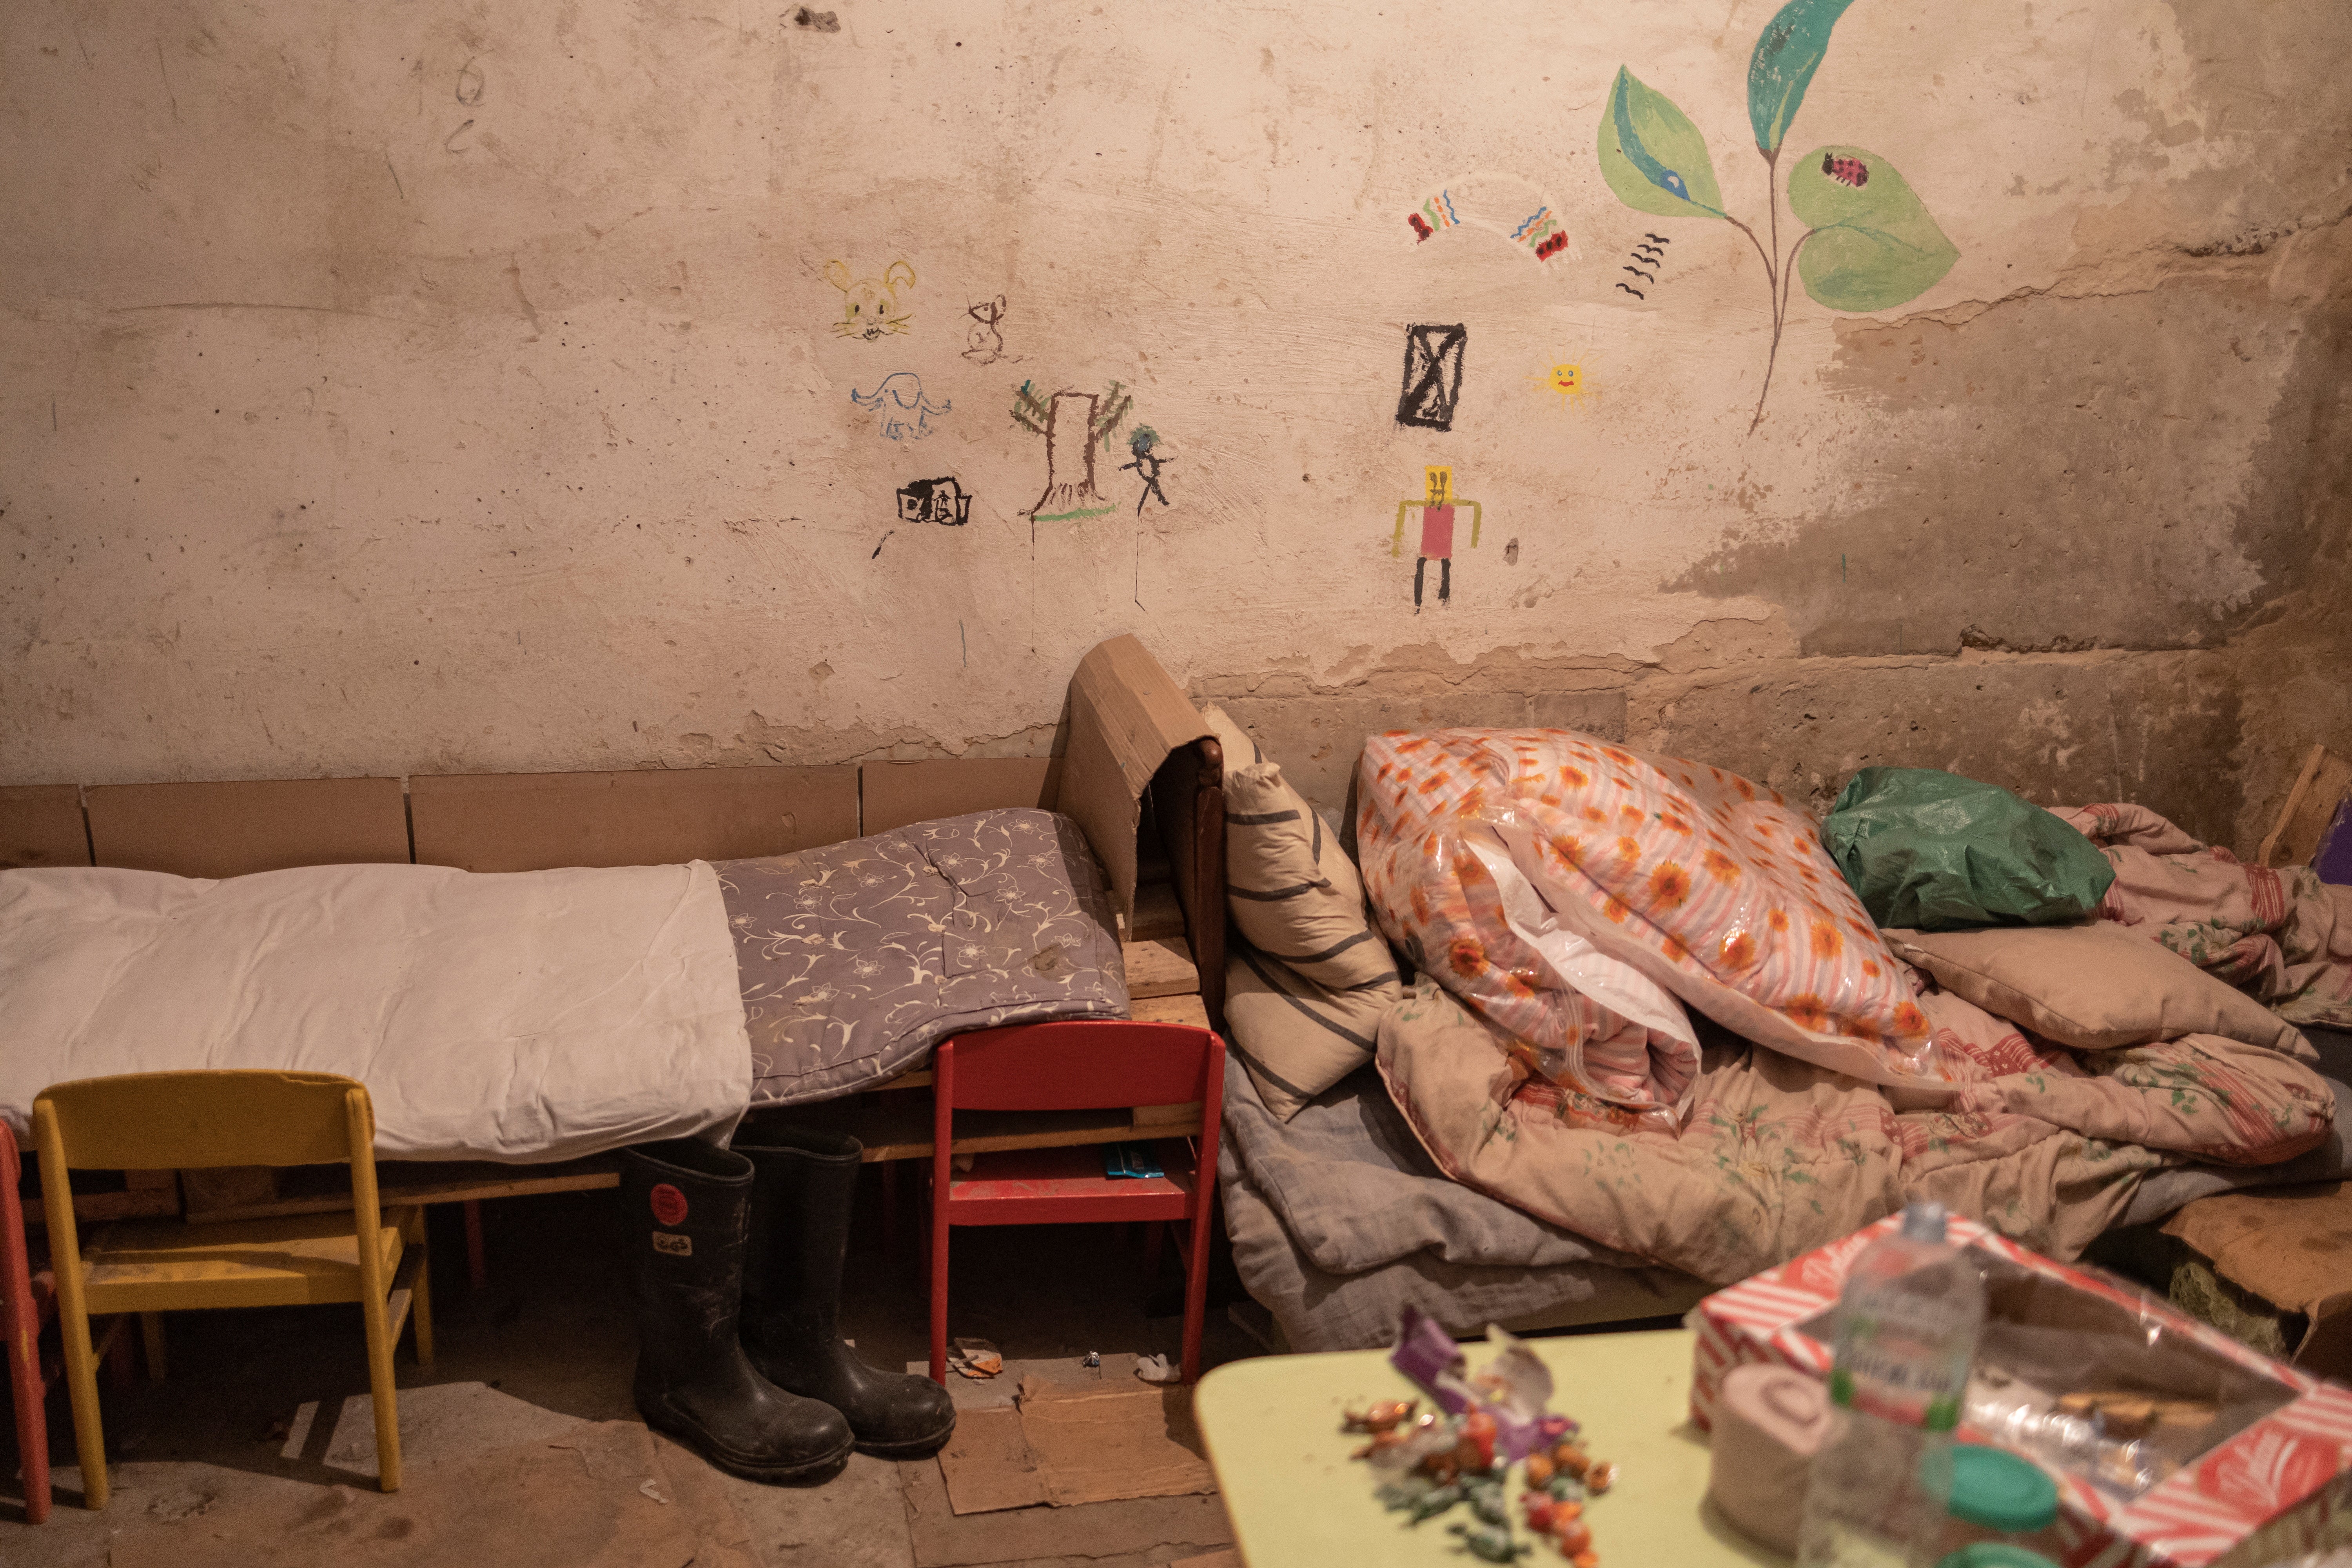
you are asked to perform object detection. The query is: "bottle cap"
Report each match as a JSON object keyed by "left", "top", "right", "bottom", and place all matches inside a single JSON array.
[
  {"left": 1945, "top": 1444, "right": 2058, "bottom": 1532},
  {"left": 1900, "top": 1200, "right": 1950, "bottom": 1243},
  {"left": 1935, "top": 1547, "right": 2062, "bottom": 1568}
]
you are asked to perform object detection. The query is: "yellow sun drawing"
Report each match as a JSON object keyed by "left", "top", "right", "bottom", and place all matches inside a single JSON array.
[{"left": 1532, "top": 361, "right": 1592, "bottom": 408}]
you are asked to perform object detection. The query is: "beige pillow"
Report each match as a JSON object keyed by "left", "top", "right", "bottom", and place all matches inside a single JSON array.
[
  {"left": 1223, "top": 949, "right": 1401, "bottom": 1119},
  {"left": 1222, "top": 763, "right": 1394, "bottom": 991},
  {"left": 1886, "top": 922, "right": 2311, "bottom": 1058},
  {"left": 1198, "top": 703, "right": 1263, "bottom": 772}
]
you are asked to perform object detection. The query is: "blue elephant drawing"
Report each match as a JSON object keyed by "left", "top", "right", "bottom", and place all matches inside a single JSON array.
[{"left": 851, "top": 372, "right": 950, "bottom": 441}]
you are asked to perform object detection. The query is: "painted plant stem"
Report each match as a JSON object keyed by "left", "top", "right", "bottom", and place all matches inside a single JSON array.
[{"left": 1599, "top": 0, "right": 1958, "bottom": 432}]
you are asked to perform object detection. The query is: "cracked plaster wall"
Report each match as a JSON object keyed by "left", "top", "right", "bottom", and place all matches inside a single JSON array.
[{"left": 4, "top": 1, "right": 2345, "bottom": 853}]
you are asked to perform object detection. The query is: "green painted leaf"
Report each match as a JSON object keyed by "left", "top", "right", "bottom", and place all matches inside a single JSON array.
[
  {"left": 1748, "top": 0, "right": 1857, "bottom": 156},
  {"left": 1597, "top": 66, "right": 1724, "bottom": 220},
  {"left": 1788, "top": 145, "right": 1958, "bottom": 311}
]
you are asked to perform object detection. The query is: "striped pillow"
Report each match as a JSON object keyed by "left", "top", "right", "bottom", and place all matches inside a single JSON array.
[
  {"left": 1224, "top": 764, "right": 1395, "bottom": 991},
  {"left": 1222, "top": 948, "right": 1400, "bottom": 1120}
]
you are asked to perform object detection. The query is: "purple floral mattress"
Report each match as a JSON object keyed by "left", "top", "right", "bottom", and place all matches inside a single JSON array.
[{"left": 718, "top": 808, "right": 1129, "bottom": 1106}]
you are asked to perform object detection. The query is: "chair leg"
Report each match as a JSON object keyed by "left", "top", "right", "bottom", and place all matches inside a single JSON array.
[
  {"left": 1180, "top": 1203, "right": 1214, "bottom": 1385},
  {"left": 359, "top": 1294, "right": 402, "bottom": 1493},
  {"left": 140, "top": 1312, "right": 168, "bottom": 1384},
  {"left": 0, "top": 1168, "right": 50, "bottom": 1524},
  {"left": 59, "top": 1310, "right": 107, "bottom": 1510},
  {"left": 927, "top": 1205, "right": 950, "bottom": 1387},
  {"left": 462, "top": 1200, "right": 487, "bottom": 1292},
  {"left": 409, "top": 1240, "right": 436, "bottom": 1370}
]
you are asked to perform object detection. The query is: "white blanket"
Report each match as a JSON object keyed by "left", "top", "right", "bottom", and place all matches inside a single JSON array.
[{"left": 0, "top": 861, "right": 753, "bottom": 1162}]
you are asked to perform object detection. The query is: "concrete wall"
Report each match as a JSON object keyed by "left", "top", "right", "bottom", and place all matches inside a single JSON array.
[{"left": 5, "top": 0, "right": 2345, "bottom": 851}]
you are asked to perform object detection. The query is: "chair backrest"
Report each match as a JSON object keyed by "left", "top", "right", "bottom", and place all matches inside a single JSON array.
[
  {"left": 935, "top": 1022, "right": 1220, "bottom": 1113},
  {"left": 34, "top": 1071, "right": 370, "bottom": 1173}
]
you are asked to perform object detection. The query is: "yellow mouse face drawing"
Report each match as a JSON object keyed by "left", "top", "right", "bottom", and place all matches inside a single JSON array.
[{"left": 825, "top": 259, "right": 915, "bottom": 341}]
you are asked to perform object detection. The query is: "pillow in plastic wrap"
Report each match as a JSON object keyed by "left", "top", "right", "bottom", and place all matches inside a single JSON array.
[{"left": 1356, "top": 730, "right": 1947, "bottom": 1103}]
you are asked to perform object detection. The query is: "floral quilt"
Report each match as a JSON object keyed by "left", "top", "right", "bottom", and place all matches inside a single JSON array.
[{"left": 719, "top": 809, "right": 1127, "bottom": 1104}]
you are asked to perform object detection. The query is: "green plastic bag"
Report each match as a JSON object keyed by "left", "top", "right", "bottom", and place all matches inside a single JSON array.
[{"left": 1822, "top": 767, "right": 2116, "bottom": 930}]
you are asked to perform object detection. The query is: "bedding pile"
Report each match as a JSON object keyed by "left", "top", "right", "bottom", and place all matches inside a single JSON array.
[{"left": 1359, "top": 730, "right": 2337, "bottom": 1285}]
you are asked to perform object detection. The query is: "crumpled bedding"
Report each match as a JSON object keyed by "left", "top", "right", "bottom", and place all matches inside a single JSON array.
[
  {"left": 2054, "top": 802, "right": 2352, "bottom": 1029},
  {"left": 1363, "top": 732, "right": 2339, "bottom": 1285},
  {"left": 1378, "top": 976, "right": 2334, "bottom": 1285}
]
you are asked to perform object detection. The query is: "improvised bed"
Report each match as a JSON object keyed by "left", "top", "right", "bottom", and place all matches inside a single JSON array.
[{"left": 0, "top": 635, "right": 1228, "bottom": 1238}]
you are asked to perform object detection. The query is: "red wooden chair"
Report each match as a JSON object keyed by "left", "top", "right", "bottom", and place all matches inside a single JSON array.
[
  {"left": 927, "top": 1022, "right": 1226, "bottom": 1387},
  {"left": 4, "top": 1118, "right": 55, "bottom": 1523}
]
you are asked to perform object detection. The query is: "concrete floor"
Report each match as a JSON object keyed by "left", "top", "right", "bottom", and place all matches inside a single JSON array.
[{"left": 3, "top": 1183, "right": 1256, "bottom": 1567}]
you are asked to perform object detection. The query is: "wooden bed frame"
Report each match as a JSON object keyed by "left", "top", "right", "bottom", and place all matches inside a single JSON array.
[{"left": 0, "top": 640, "right": 1227, "bottom": 1282}]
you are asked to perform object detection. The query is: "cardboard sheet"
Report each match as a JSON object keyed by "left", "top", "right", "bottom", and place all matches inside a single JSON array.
[
  {"left": 2162, "top": 1179, "right": 2352, "bottom": 1382},
  {"left": 87, "top": 777, "right": 410, "bottom": 879},
  {"left": 410, "top": 764, "right": 856, "bottom": 872},
  {"left": 107, "top": 1421, "right": 716, "bottom": 1568},
  {"left": 861, "top": 757, "right": 1062, "bottom": 835},
  {"left": 935, "top": 1377, "right": 1216, "bottom": 1514},
  {"left": 1059, "top": 635, "right": 1211, "bottom": 920},
  {"left": 0, "top": 782, "right": 87, "bottom": 870}
]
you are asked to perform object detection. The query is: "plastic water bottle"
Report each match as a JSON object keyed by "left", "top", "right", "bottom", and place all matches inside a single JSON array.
[{"left": 1795, "top": 1201, "right": 1987, "bottom": 1568}]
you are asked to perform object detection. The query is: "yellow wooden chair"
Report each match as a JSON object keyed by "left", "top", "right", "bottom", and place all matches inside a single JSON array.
[{"left": 33, "top": 1070, "right": 432, "bottom": 1508}]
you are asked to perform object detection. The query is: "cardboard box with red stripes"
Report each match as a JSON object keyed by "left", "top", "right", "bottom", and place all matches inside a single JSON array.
[{"left": 1690, "top": 1212, "right": 2352, "bottom": 1568}]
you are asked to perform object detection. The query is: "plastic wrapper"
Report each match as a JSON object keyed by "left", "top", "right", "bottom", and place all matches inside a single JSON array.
[
  {"left": 1357, "top": 729, "right": 1946, "bottom": 1113},
  {"left": 1801, "top": 1249, "right": 2299, "bottom": 1504},
  {"left": 1822, "top": 766, "right": 2117, "bottom": 929}
]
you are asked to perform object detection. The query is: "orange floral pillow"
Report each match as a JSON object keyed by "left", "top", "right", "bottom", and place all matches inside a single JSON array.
[{"left": 1358, "top": 730, "right": 1947, "bottom": 1091}]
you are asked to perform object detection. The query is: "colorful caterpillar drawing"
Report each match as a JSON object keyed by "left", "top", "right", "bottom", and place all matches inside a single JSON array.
[
  {"left": 1821, "top": 153, "right": 1869, "bottom": 188},
  {"left": 1403, "top": 173, "right": 1575, "bottom": 264}
]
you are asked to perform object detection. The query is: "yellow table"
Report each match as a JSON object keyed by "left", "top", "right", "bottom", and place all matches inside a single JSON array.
[{"left": 1195, "top": 1327, "right": 1791, "bottom": 1568}]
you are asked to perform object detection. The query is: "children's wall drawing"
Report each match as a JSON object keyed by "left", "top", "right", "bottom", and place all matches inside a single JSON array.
[
  {"left": 1121, "top": 427, "right": 1171, "bottom": 515},
  {"left": 1397, "top": 325, "right": 1466, "bottom": 432},
  {"left": 963, "top": 297, "right": 1008, "bottom": 364},
  {"left": 825, "top": 259, "right": 916, "bottom": 342},
  {"left": 1533, "top": 361, "right": 1591, "bottom": 409},
  {"left": 1392, "top": 466, "right": 1481, "bottom": 612},
  {"left": 1599, "top": 0, "right": 1956, "bottom": 430},
  {"left": 1010, "top": 379, "right": 1132, "bottom": 522},
  {"left": 897, "top": 476, "right": 971, "bottom": 526},
  {"left": 852, "top": 372, "right": 949, "bottom": 441},
  {"left": 1618, "top": 233, "right": 1671, "bottom": 299},
  {"left": 1406, "top": 172, "right": 1577, "bottom": 263}
]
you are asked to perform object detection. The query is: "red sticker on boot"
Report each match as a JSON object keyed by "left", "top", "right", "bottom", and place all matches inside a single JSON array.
[{"left": 649, "top": 1183, "right": 688, "bottom": 1226}]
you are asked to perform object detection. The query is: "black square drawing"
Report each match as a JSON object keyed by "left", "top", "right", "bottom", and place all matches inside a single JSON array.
[{"left": 1396, "top": 324, "right": 1466, "bottom": 431}]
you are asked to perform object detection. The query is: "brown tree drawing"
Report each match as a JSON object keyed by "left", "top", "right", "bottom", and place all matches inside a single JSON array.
[{"left": 1010, "top": 380, "right": 1131, "bottom": 521}]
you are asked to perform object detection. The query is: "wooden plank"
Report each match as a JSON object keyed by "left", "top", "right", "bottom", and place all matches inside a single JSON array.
[
  {"left": 860, "top": 758, "right": 1062, "bottom": 835},
  {"left": 785, "top": 1100, "right": 1203, "bottom": 1163},
  {"left": 1132, "top": 1101, "right": 1203, "bottom": 1129},
  {"left": 1130, "top": 993, "right": 1211, "bottom": 1029},
  {"left": 0, "top": 782, "right": 89, "bottom": 869},
  {"left": 1124, "top": 935, "right": 1199, "bottom": 1000},
  {"left": 179, "top": 1157, "right": 620, "bottom": 1225},
  {"left": 86, "top": 777, "right": 409, "bottom": 879},
  {"left": 20, "top": 1184, "right": 183, "bottom": 1229},
  {"left": 1129, "top": 880, "right": 1185, "bottom": 941},
  {"left": 2260, "top": 745, "right": 2352, "bottom": 868},
  {"left": 410, "top": 765, "right": 857, "bottom": 872}
]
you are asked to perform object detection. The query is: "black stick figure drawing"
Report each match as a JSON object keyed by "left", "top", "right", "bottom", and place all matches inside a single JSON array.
[{"left": 1121, "top": 427, "right": 1171, "bottom": 515}]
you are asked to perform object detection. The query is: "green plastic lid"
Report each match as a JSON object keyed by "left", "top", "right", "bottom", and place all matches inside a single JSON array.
[
  {"left": 1945, "top": 1444, "right": 2059, "bottom": 1532},
  {"left": 1935, "top": 1546, "right": 2061, "bottom": 1568}
]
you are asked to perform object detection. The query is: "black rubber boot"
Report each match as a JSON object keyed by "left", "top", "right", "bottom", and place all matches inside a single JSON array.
[
  {"left": 735, "top": 1124, "right": 958, "bottom": 1457},
  {"left": 619, "top": 1139, "right": 854, "bottom": 1482}
]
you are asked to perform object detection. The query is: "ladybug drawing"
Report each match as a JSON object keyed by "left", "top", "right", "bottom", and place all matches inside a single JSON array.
[{"left": 1822, "top": 153, "right": 1869, "bottom": 188}]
